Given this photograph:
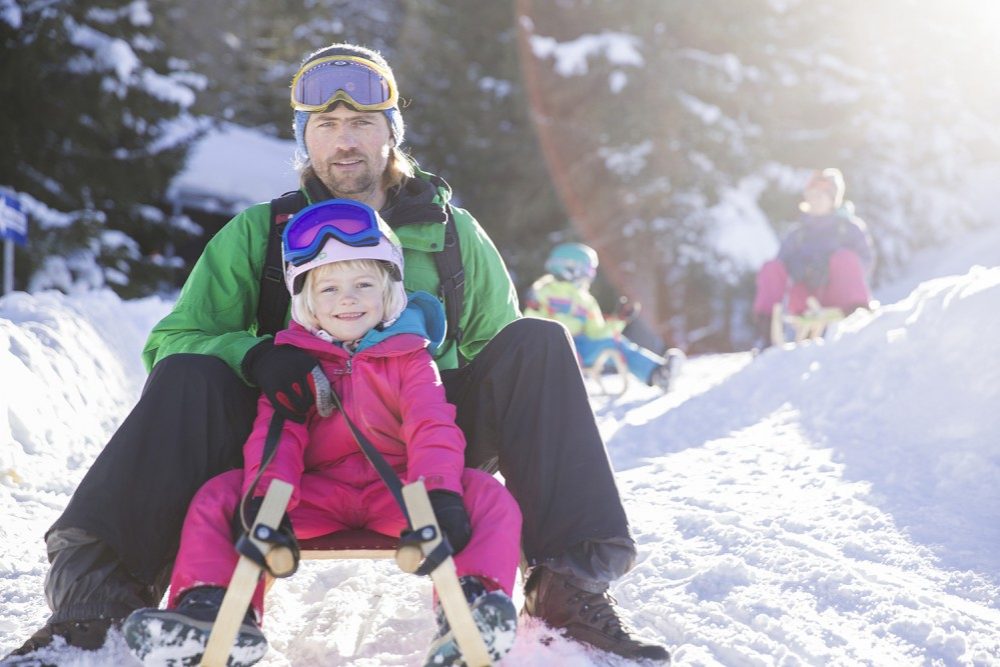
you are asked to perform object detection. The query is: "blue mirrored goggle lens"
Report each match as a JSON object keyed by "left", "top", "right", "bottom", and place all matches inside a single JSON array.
[
  {"left": 293, "top": 60, "right": 392, "bottom": 108},
  {"left": 283, "top": 201, "right": 382, "bottom": 266}
]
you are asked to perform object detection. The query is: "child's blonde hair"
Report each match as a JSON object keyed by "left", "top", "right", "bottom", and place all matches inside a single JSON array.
[{"left": 292, "top": 258, "right": 407, "bottom": 334}]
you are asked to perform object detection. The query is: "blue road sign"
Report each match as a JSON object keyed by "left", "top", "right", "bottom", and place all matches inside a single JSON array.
[{"left": 0, "top": 192, "right": 28, "bottom": 245}]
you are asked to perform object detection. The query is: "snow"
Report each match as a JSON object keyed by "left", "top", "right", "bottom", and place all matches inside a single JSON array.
[
  {"left": 529, "top": 31, "right": 643, "bottom": 78},
  {"left": 168, "top": 123, "right": 299, "bottom": 214},
  {"left": 2, "top": 232, "right": 1000, "bottom": 665},
  {"left": 65, "top": 14, "right": 197, "bottom": 107},
  {"left": 704, "top": 178, "right": 779, "bottom": 276}
]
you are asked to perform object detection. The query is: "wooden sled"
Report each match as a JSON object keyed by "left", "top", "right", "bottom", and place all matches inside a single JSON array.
[
  {"left": 200, "top": 479, "right": 493, "bottom": 667},
  {"left": 771, "top": 298, "right": 844, "bottom": 346},
  {"left": 586, "top": 347, "right": 629, "bottom": 396}
]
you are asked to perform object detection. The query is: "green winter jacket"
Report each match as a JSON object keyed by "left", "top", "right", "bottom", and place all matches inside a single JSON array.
[{"left": 142, "top": 164, "right": 520, "bottom": 379}]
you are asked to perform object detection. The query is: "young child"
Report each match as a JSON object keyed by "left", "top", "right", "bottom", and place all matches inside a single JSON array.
[
  {"left": 752, "top": 168, "right": 876, "bottom": 345},
  {"left": 524, "top": 242, "right": 684, "bottom": 391},
  {"left": 122, "top": 199, "right": 521, "bottom": 666}
]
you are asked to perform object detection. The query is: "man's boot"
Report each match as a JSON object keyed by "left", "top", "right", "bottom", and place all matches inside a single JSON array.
[
  {"left": 523, "top": 567, "right": 670, "bottom": 663},
  {"left": 2, "top": 618, "right": 115, "bottom": 665}
]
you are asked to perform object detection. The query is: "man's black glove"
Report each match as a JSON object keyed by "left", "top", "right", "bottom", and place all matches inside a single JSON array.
[
  {"left": 428, "top": 489, "right": 472, "bottom": 554},
  {"left": 242, "top": 339, "right": 318, "bottom": 422}
]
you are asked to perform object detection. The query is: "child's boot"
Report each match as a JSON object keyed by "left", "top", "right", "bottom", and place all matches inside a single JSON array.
[
  {"left": 122, "top": 586, "right": 267, "bottom": 667},
  {"left": 423, "top": 576, "right": 517, "bottom": 666},
  {"left": 648, "top": 348, "right": 686, "bottom": 392}
]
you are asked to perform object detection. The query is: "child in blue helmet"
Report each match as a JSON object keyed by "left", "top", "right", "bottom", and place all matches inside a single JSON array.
[{"left": 524, "top": 242, "right": 684, "bottom": 391}]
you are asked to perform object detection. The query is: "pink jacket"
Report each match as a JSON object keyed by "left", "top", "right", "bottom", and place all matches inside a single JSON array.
[{"left": 241, "top": 320, "right": 465, "bottom": 510}]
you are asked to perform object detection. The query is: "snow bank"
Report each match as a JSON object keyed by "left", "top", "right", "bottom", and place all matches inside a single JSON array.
[{"left": 1, "top": 265, "right": 999, "bottom": 665}]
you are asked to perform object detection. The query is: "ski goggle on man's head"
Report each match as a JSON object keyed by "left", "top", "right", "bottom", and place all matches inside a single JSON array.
[
  {"left": 282, "top": 199, "right": 383, "bottom": 267},
  {"left": 290, "top": 55, "right": 398, "bottom": 113}
]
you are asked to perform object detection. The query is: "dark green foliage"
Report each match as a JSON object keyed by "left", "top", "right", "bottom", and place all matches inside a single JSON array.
[
  {"left": 394, "top": 0, "right": 565, "bottom": 287},
  {"left": 3, "top": 1, "right": 997, "bottom": 351},
  {"left": 1, "top": 0, "right": 200, "bottom": 296}
]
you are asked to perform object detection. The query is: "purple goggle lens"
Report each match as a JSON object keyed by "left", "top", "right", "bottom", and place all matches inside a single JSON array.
[
  {"left": 283, "top": 199, "right": 382, "bottom": 267},
  {"left": 291, "top": 56, "right": 396, "bottom": 111}
]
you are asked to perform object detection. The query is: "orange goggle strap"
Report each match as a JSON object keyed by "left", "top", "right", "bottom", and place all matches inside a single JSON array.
[{"left": 290, "top": 54, "right": 398, "bottom": 112}]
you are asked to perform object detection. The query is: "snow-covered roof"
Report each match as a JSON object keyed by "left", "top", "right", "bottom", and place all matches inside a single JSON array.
[{"left": 167, "top": 122, "right": 299, "bottom": 214}]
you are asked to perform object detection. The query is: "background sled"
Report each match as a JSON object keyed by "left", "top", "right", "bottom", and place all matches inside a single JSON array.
[
  {"left": 771, "top": 298, "right": 845, "bottom": 346},
  {"left": 585, "top": 347, "right": 629, "bottom": 397},
  {"left": 201, "top": 479, "right": 493, "bottom": 667}
]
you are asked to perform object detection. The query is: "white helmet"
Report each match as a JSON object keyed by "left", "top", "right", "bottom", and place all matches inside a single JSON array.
[{"left": 282, "top": 199, "right": 407, "bottom": 325}]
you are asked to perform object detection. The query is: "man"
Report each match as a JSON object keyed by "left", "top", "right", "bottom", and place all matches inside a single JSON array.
[{"left": 6, "top": 43, "right": 669, "bottom": 664}]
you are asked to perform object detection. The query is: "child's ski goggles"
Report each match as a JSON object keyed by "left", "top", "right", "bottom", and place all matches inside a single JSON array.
[
  {"left": 282, "top": 199, "right": 382, "bottom": 267},
  {"left": 290, "top": 55, "right": 398, "bottom": 112}
]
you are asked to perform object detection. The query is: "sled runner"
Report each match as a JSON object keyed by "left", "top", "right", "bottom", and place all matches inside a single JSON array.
[
  {"left": 200, "top": 478, "right": 493, "bottom": 667},
  {"left": 586, "top": 347, "right": 630, "bottom": 397}
]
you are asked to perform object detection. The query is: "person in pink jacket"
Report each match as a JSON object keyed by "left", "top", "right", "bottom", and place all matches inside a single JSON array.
[
  {"left": 121, "top": 199, "right": 522, "bottom": 667},
  {"left": 752, "top": 168, "right": 875, "bottom": 346}
]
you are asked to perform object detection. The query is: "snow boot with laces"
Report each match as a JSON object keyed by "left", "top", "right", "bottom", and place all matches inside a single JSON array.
[
  {"left": 648, "top": 348, "right": 685, "bottom": 393},
  {"left": 122, "top": 586, "right": 267, "bottom": 667},
  {"left": 522, "top": 567, "right": 670, "bottom": 663},
  {"left": 423, "top": 576, "right": 517, "bottom": 666},
  {"left": 1, "top": 618, "right": 116, "bottom": 667}
]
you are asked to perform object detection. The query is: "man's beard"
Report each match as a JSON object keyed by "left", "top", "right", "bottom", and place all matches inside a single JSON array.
[{"left": 316, "top": 156, "right": 379, "bottom": 198}]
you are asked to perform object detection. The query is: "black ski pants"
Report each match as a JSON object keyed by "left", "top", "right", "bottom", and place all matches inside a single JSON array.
[{"left": 47, "top": 317, "right": 631, "bottom": 618}]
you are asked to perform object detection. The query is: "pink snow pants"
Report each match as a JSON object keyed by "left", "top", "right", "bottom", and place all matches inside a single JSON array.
[
  {"left": 168, "top": 468, "right": 522, "bottom": 620},
  {"left": 753, "top": 249, "right": 872, "bottom": 316}
]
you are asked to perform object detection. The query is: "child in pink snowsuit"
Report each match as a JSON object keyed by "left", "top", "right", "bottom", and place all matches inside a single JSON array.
[
  {"left": 123, "top": 200, "right": 521, "bottom": 667},
  {"left": 752, "top": 168, "right": 875, "bottom": 342}
]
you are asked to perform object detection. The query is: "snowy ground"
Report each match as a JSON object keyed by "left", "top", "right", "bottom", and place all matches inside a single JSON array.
[{"left": 1, "top": 225, "right": 999, "bottom": 666}]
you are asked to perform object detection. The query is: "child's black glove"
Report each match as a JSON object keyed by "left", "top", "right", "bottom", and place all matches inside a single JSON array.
[
  {"left": 428, "top": 489, "right": 472, "bottom": 554},
  {"left": 242, "top": 339, "right": 318, "bottom": 422},
  {"left": 616, "top": 296, "right": 641, "bottom": 323},
  {"left": 232, "top": 495, "right": 299, "bottom": 578}
]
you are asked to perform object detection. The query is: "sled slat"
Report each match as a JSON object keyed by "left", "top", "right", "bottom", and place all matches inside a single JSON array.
[
  {"left": 201, "top": 480, "right": 293, "bottom": 667},
  {"left": 402, "top": 480, "right": 493, "bottom": 667}
]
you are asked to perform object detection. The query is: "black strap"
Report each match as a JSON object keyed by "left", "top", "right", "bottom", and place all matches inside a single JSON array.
[
  {"left": 257, "top": 191, "right": 307, "bottom": 337},
  {"left": 327, "top": 380, "right": 454, "bottom": 576},
  {"left": 235, "top": 411, "right": 301, "bottom": 578},
  {"left": 239, "top": 413, "right": 287, "bottom": 532},
  {"left": 432, "top": 206, "right": 466, "bottom": 364},
  {"left": 327, "top": 381, "right": 411, "bottom": 523}
]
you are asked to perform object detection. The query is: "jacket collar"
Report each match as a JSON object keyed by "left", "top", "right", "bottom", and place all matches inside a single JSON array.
[{"left": 302, "top": 162, "right": 450, "bottom": 230}]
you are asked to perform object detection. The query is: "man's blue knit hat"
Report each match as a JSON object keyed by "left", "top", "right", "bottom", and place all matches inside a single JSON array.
[{"left": 292, "top": 43, "right": 405, "bottom": 165}]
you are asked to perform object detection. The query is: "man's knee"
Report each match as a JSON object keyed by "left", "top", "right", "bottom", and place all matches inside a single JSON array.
[
  {"left": 144, "top": 354, "right": 244, "bottom": 394},
  {"left": 492, "top": 317, "right": 574, "bottom": 353}
]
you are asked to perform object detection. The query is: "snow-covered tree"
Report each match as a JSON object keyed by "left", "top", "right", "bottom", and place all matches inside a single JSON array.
[
  {"left": 516, "top": 0, "right": 1000, "bottom": 349},
  {"left": 0, "top": 0, "right": 203, "bottom": 296},
  {"left": 393, "top": 0, "right": 565, "bottom": 285},
  {"left": 158, "top": 0, "right": 404, "bottom": 134}
]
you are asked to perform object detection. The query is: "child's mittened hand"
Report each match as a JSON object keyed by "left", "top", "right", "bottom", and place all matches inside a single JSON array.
[
  {"left": 616, "top": 297, "right": 641, "bottom": 322},
  {"left": 242, "top": 339, "right": 319, "bottom": 422},
  {"left": 428, "top": 490, "right": 472, "bottom": 553}
]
